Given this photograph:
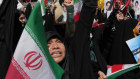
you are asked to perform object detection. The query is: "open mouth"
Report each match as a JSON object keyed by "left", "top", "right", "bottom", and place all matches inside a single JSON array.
[{"left": 51, "top": 52, "right": 62, "bottom": 58}]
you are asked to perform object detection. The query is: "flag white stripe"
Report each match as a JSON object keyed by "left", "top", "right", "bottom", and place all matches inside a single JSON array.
[
  {"left": 14, "top": 29, "right": 56, "bottom": 79},
  {"left": 38, "top": 0, "right": 45, "bottom": 16},
  {"left": 107, "top": 67, "right": 112, "bottom": 76},
  {"left": 12, "top": 58, "right": 30, "bottom": 79},
  {"left": 74, "top": 1, "right": 82, "bottom": 16},
  {"left": 107, "top": 64, "right": 138, "bottom": 77},
  {"left": 25, "top": 26, "right": 48, "bottom": 60}
]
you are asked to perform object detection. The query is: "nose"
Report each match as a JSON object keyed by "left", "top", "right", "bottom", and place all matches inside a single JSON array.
[
  {"left": 51, "top": 42, "right": 59, "bottom": 50},
  {"left": 23, "top": 18, "right": 27, "bottom": 23}
]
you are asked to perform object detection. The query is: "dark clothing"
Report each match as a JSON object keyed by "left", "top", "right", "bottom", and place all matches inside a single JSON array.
[
  {"left": 102, "top": 9, "right": 140, "bottom": 78},
  {"left": 69, "top": 4, "right": 107, "bottom": 79},
  {"left": 45, "top": 3, "right": 107, "bottom": 79},
  {"left": 112, "top": 19, "right": 140, "bottom": 79},
  {"left": 84, "top": 0, "right": 97, "bottom": 8},
  {"left": 102, "top": 9, "right": 119, "bottom": 59},
  {"left": 45, "top": 6, "right": 75, "bottom": 79},
  {"left": 106, "top": 19, "right": 138, "bottom": 64},
  {"left": 13, "top": 10, "right": 24, "bottom": 51},
  {"left": 44, "top": 11, "right": 56, "bottom": 32},
  {"left": 95, "top": 9, "right": 106, "bottom": 24},
  {"left": 25, "top": 3, "right": 32, "bottom": 20},
  {"left": 0, "top": 0, "right": 17, "bottom": 78},
  {"left": 102, "top": 9, "right": 138, "bottom": 64}
]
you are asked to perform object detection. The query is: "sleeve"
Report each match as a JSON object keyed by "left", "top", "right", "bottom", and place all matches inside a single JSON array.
[
  {"left": 69, "top": 3, "right": 99, "bottom": 79},
  {"left": 65, "top": 5, "right": 75, "bottom": 39}
]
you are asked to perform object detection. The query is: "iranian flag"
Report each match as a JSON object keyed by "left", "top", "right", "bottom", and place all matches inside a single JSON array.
[
  {"left": 5, "top": 1, "right": 64, "bottom": 79},
  {"left": 107, "top": 64, "right": 140, "bottom": 79},
  {"left": 74, "top": 0, "right": 82, "bottom": 22}
]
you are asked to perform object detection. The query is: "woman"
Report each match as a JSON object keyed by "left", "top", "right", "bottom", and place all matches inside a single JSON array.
[
  {"left": 102, "top": 7, "right": 140, "bottom": 79},
  {"left": 46, "top": 31, "right": 70, "bottom": 79},
  {"left": 45, "top": 0, "right": 107, "bottom": 78}
]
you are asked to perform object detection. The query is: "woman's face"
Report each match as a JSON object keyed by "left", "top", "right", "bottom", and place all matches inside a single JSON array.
[
  {"left": 19, "top": 14, "right": 26, "bottom": 27},
  {"left": 106, "top": 3, "right": 110, "bottom": 10},
  {"left": 47, "top": 38, "right": 65, "bottom": 63},
  {"left": 135, "top": 2, "right": 138, "bottom": 7}
]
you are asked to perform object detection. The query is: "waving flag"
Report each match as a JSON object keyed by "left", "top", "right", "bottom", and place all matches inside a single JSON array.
[
  {"left": 107, "top": 64, "right": 140, "bottom": 79},
  {"left": 74, "top": 0, "right": 82, "bottom": 22},
  {"left": 5, "top": 1, "right": 64, "bottom": 79}
]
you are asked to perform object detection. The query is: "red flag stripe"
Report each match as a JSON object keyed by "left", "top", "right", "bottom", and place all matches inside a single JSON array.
[
  {"left": 111, "top": 64, "right": 123, "bottom": 73},
  {"left": 5, "top": 58, "right": 30, "bottom": 79},
  {"left": 44, "top": 0, "right": 48, "bottom": 6},
  {"left": 25, "top": 0, "right": 30, "bottom": 2},
  {"left": 74, "top": 12, "right": 81, "bottom": 22}
]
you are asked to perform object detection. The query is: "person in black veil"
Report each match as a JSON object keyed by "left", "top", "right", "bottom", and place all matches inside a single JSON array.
[
  {"left": 67, "top": 0, "right": 107, "bottom": 78},
  {"left": 45, "top": 31, "right": 70, "bottom": 79},
  {"left": 102, "top": 2, "right": 140, "bottom": 79},
  {"left": 0, "top": 0, "right": 17, "bottom": 78},
  {"left": 45, "top": 0, "right": 107, "bottom": 78},
  {"left": 13, "top": 10, "right": 25, "bottom": 51},
  {"left": 44, "top": 0, "right": 74, "bottom": 79},
  {"left": 25, "top": 3, "right": 32, "bottom": 20}
]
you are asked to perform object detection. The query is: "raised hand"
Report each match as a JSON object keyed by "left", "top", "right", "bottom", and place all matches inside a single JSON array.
[{"left": 98, "top": 71, "right": 107, "bottom": 79}]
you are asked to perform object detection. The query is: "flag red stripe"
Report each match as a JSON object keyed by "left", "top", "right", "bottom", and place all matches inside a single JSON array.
[
  {"left": 44, "top": 0, "right": 48, "bottom": 6},
  {"left": 99, "top": 24, "right": 104, "bottom": 29},
  {"left": 92, "top": 21, "right": 98, "bottom": 27},
  {"left": 25, "top": 0, "right": 30, "bottom": 2},
  {"left": 74, "top": 12, "right": 81, "bottom": 22},
  {"left": 113, "top": 0, "right": 124, "bottom": 9},
  {"left": 5, "top": 58, "right": 30, "bottom": 79},
  {"left": 112, "top": 64, "right": 123, "bottom": 73}
]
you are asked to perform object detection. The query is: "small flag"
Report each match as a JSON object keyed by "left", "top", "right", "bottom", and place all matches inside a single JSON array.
[
  {"left": 17, "top": 1, "right": 23, "bottom": 10},
  {"left": 107, "top": 64, "right": 140, "bottom": 79},
  {"left": 74, "top": 0, "right": 82, "bottom": 22},
  {"left": 5, "top": 1, "right": 64, "bottom": 79}
]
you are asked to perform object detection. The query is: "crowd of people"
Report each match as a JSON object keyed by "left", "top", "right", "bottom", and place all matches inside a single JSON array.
[{"left": 1, "top": 0, "right": 140, "bottom": 79}]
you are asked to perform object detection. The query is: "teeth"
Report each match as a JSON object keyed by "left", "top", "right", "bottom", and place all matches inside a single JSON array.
[
  {"left": 51, "top": 52, "right": 62, "bottom": 58},
  {"left": 51, "top": 52, "right": 61, "bottom": 55}
]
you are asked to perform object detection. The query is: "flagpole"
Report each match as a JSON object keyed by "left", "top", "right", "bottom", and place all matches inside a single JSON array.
[{"left": 127, "top": 10, "right": 132, "bottom": 18}]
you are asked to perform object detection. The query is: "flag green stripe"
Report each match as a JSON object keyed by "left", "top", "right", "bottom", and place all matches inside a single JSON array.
[
  {"left": 40, "top": 0, "right": 46, "bottom": 14},
  {"left": 74, "top": 0, "right": 82, "bottom": 4},
  {"left": 25, "top": 2, "right": 64, "bottom": 79},
  {"left": 121, "top": 4, "right": 126, "bottom": 10},
  {"left": 108, "top": 64, "right": 140, "bottom": 79}
]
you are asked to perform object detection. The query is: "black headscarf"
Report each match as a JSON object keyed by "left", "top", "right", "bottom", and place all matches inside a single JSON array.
[
  {"left": 102, "top": 8, "right": 140, "bottom": 78},
  {"left": 45, "top": 31, "right": 69, "bottom": 79},
  {"left": 25, "top": 3, "right": 32, "bottom": 20},
  {"left": 13, "top": 10, "right": 24, "bottom": 51},
  {"left": 108, "top": 18, "right": 138, "bottom": 65},
  {"left": 106, "top": 18, "right": 140, "bottom": 79}
]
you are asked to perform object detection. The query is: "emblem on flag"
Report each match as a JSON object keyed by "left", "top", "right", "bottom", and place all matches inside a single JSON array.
[{"left": 24, "top": 51, "right": 43, "bottom": 70}]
